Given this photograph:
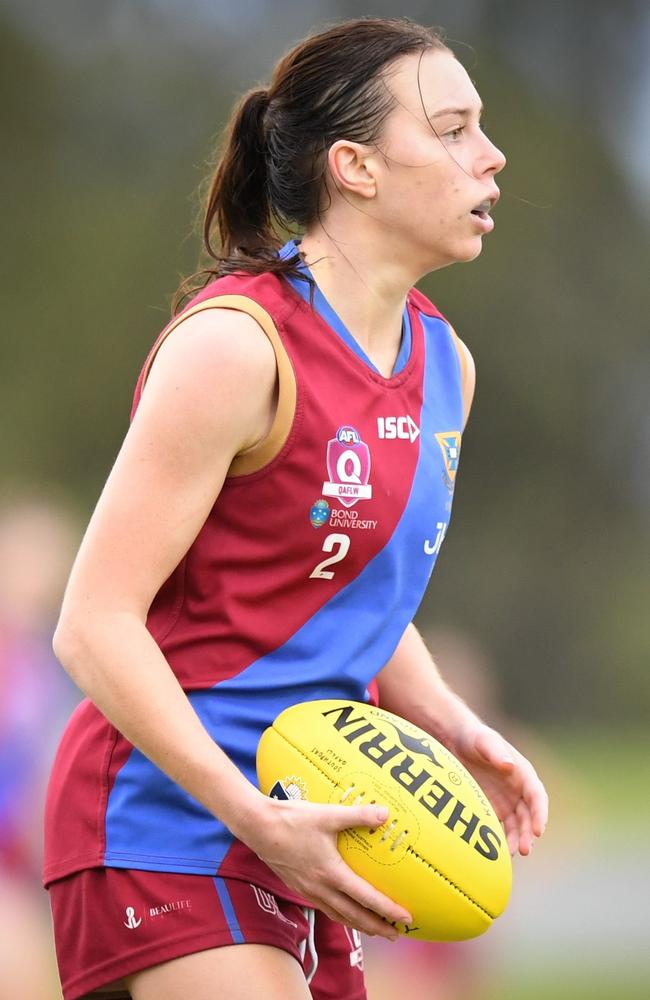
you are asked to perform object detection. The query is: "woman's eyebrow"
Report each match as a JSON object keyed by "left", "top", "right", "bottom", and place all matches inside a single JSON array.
[{"left": 429, "top": 104, "right": 484, "bottom": 120}]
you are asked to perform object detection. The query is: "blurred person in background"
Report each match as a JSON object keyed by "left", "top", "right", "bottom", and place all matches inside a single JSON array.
[
  {"left": 0, "top": 495, "right": 79, "bottom": 999},
  {"left": 44, "top": 16, "right": 547, "bottom": 1000}
]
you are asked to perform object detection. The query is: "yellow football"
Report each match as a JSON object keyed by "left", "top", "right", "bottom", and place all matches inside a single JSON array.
[{"left": 256, "top": 699, "right": 512, "bottom": 941}]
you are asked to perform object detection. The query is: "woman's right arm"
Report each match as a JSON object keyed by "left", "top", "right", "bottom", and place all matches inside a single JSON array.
[{"left": 53, "top": 308, "right": 410, "bottom": 939}]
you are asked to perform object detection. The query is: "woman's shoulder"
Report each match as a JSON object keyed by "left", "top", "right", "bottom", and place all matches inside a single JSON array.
[
  {"left": 130, "top": 296, "right": 278, "bottom": 457},
  {"left": 135, "top": 273, "right": 290, "bottom": 403}
]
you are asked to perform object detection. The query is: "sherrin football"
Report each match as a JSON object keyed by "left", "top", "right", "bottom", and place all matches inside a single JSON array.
[{"left": 256, "top": 700, "right": 512, "bottom": 941}]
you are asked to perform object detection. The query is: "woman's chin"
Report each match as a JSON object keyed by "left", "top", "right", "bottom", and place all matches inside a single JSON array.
[
  {"left": 433, "top": 239, "right": 484, "bottom": 270},
  {"left": 456, "top": 236, "right": 485, "bottom": 263}
]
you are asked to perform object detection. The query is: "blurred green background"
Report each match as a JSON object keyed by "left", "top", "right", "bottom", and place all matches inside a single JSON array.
[{"left": 1, "top": 1, "right": 648, "bottom": 998}]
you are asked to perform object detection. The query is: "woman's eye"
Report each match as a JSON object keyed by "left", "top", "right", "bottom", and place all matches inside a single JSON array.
[{"left": 446, "top": 127, "right": 464, "bottom": 141}]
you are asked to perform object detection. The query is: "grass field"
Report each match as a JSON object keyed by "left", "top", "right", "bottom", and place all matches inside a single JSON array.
[{"left": 486, "top": 971, "right": 649, "bottom": 1000}]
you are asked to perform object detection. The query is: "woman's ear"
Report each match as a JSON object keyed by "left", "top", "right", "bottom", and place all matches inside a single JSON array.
[{"left": 326, "top": 139, "right": 378, "bottom": 200}]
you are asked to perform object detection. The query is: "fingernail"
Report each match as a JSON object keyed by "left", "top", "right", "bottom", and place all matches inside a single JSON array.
[{"left": 375, "top": 806, "right": 389, "bottom": 822}]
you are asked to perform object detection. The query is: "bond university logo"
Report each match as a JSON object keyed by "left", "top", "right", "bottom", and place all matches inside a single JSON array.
[
  {"left": 435, "top": 431, "right": 461, "bottom": 492},
  {"left": 322, "top": 426, "right": 372, "bottom": 508}
]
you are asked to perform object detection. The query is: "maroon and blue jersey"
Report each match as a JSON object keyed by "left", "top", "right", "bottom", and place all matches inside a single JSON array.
[{"left": 43, "top": 247, "right": 464, "bottom": 899}]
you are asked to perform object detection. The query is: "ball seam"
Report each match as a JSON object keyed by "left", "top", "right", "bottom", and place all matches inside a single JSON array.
[{"left": 404, "top": 846, "right": 495, "bottom": 920}]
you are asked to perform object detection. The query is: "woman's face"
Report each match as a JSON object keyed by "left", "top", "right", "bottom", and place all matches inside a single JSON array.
[{"left": 371, "top": 49, "right": 506, "bottom": 271}]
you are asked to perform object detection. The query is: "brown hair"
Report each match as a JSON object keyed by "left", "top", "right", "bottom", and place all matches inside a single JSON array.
[{"left": 173, "top": 17, "right": 448, "bottom": 312}]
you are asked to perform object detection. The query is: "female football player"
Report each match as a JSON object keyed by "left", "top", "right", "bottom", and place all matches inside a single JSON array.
[{"left": 45, "top": 17, "right": 548, "bottom": 1000}]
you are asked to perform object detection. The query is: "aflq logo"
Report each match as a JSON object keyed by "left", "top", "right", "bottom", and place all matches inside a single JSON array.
[{"left": 322, "top": 426, "right": 373, "bottom": 508}]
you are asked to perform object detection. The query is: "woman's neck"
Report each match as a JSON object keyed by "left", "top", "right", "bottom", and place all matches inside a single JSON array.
[{"left": 298, "top": 230, "right": 414, "bottom": 378}]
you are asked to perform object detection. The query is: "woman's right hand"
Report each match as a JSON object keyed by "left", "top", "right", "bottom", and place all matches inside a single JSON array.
[{"left": 239, "top": 796, "right": 413, "bottom": 940}]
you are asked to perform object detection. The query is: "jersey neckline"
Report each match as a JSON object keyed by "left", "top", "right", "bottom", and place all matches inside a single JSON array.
[{"left": 278, "top": 239, "right": 412, "bottom": 378}]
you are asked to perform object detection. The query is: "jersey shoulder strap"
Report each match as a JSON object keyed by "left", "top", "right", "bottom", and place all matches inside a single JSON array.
[{"left": 407, "top": 286, "right": 467, "bottom": 388}]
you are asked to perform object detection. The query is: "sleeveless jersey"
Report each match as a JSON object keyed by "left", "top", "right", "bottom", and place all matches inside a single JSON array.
[{"left": 43, "top": 266, "right": 465, "bottom": 900}]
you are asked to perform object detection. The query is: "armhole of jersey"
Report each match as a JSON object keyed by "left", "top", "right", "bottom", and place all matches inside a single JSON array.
[
  {"left": 447, "top": 323, "right": 473, "bottom": 428},
  {"left": 140, "top": 294, "right": 296, "bottom": 477},
  {"left": 447, "top": 323, "right": 468, "bottom": 385}
]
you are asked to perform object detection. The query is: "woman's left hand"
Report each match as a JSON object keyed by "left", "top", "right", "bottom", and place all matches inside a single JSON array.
[{"left": 448, "top": 721, "right": 549, "bottom": 857}]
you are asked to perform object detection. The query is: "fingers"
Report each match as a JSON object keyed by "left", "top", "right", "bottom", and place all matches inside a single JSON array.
[
  {"left": 518, "top": 767, "right": 549, "bottom": 840},
  {"left": 271, "top": 801, "right": 412, "bottom": 939},
  {"left": 313, "top": 862, "right": 411, "bottom": 940},
  {"left": 503, "top": 773, "right": 549, "bottom": 857},
  {"left": 483, "top": 734, "right": 548, "bottom": 850},
  {"left": 325, "top": 805, "right": 414, "bottom": 927},
  {"left": 322, "top": 888, "right": 400, "bottom": 940},
  {"left": 474, "top": 726, "right": 515, "bottom": 771},
  {"left": 324, "top": 803, "right": 389, "bottom": 832},
  {"left": 516, "top": 798, "right": 534, "bottom": 855},
  {"left": 311, "top": 898, "right": 379, "bottom": 936},
  {"left": 332, "top": 857, "right": 412, "bottom": 928},
  {"left": 503, "top": 811, "right": 519, "bottom": 856},
  {"left": 529, "top": 777, "right": 549, "bottom": 837},
  {"left": 297, "top": 855, "right": 411, "bottom": 941}
]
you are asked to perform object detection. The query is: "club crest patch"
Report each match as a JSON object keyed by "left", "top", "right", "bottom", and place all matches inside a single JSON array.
[
  {"left": 269, "top": 776, "right": 308, "bottom": 801},
  {"left": 322, "top": 425, "right": 373, "bottom": 508},
  {"left": 435, "top": 431, "right": 461, "bottom": 492}
]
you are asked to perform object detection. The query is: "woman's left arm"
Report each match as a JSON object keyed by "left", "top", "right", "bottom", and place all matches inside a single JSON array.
[{"left": 375, "top": 623, "right": 549, "bottom": 857}]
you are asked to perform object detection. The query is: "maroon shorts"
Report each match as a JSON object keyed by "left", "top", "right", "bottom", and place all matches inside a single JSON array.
[{"left": 48, "top": 867, "right": 366, "bottom": 1000}]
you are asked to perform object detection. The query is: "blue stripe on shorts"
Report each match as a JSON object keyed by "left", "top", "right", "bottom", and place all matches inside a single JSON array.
[{"left": 213, "top": 877, "right": 245, "bottom": 944}]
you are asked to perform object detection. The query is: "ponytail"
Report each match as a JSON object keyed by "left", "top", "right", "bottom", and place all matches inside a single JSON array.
[
  {"left": 173, "top": 84, "right": 306, "bottom": 313},
  {"left": 206, "top": 88, "right": 272, "bottom": 259}
]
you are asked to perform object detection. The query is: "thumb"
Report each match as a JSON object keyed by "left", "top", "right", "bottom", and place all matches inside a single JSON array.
[
  {"left": 326, "top": 803, "right": 389, "bottom": 832},
  {"left": 475, "top": 726, "right": 515, "bottom": 769}
]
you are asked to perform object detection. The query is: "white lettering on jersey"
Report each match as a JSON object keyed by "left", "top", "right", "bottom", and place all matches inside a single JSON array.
[
  {"left": 377, "top": 415, "right": 420, "bottom": 442},
  {"left": 424, "top": 521, "right": 448, "bottom": 556}
]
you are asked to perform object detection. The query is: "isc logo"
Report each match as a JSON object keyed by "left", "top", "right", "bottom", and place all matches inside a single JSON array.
[{"left": 377, "top": 416, "right": 420, "bottom": 443}]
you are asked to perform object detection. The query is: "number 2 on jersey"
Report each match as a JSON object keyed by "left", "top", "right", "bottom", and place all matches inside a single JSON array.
[{"left": 309, "top": 533, "right": 351, "bottom": 580}]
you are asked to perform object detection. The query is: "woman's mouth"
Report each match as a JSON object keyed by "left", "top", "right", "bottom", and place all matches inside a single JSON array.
[{"left": 470, "top": 199, "right": 495, "bottom": 233}]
